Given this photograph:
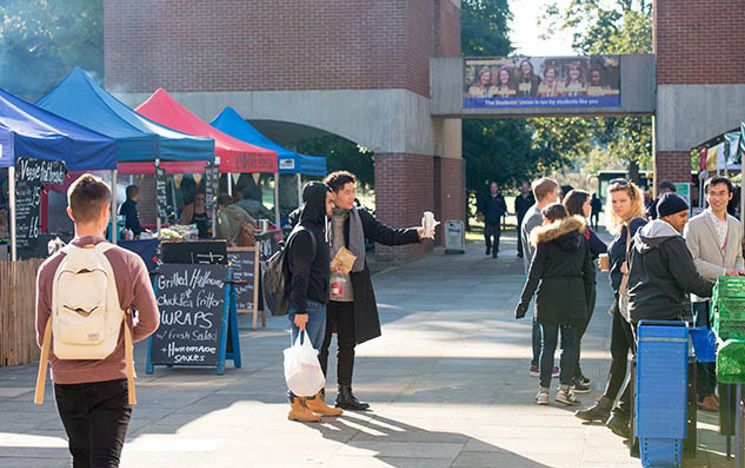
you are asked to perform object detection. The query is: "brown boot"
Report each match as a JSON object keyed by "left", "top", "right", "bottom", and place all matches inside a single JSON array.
[
  {"left": 288, "top": 396, "right": 321, "bottom": 422},
  {"left": 306, "top": 392, "right": 343, "bottom": 416}
]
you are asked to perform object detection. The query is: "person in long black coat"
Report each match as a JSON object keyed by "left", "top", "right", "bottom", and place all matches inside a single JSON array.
[
  {"left": 320, "top": 171, "right": 425, "bottom": 411},
  {"left": 515, "top": 205, "right": 594, "bottom": 407}
]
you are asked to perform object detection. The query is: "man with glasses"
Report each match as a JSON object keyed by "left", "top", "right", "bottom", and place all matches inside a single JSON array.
[{"left": 684, "top": 176, "right": 744, "bottom": 411}]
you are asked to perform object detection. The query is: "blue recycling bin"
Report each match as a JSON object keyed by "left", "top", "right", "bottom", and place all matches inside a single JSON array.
[{"left": 636, "top": 320, "right": 688, "bottom": 467}]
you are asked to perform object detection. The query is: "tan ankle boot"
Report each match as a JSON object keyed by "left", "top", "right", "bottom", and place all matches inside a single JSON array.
[
  {"left": 305, "top": 392, "right": 343, "bottom": 417},
  {"left": 288, "top": 396, "right": 321, "bottom": 422}
]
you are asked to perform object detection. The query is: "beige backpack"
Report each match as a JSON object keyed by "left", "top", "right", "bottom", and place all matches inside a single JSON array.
[{"left": 35, "top": 243, "right": 136, "bottom": 405}]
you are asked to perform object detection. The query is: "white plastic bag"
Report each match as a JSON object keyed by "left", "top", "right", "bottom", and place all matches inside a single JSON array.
[{"left": 283, "top": 330, "right": 325, "bottom": 397}]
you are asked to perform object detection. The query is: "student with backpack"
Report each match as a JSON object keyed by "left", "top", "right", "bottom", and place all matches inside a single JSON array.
[
  {"left": 283, "top": 182, "right": 341, "bottom": 422},
  {"left": 34, "top": 174, "right": 159, "bottom": 467}
]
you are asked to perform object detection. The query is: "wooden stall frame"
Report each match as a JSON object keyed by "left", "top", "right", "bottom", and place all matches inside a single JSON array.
[{"left": 227, "top": 246, "right": 263, "bottom": 329}]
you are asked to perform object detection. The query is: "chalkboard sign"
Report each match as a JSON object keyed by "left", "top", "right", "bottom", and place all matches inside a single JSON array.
[
  {"left": 227, "top": 247, "right": 262, "bottom": 328},
  {"left": 256, "top": 230, "right": 282, "bottom": 265},
  {"left": 150, "top": 263, "right": 227, "bottom": 366},
  {"left": 15, "top": 158, "right": 66, "bottom": 258},
  {"left": 161, "top": 240, "right": 228, "bottom": 265},
  {"left": 204, "top": 163, "right": 219, "bottom": 213}
]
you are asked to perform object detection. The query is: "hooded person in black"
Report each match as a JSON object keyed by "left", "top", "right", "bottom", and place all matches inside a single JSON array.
[
  {"left": 627, "top": 193, "right": 714, "bottom": 324},
  {"left": 285, "top": 182, "right": 343, "bottom": 422}
]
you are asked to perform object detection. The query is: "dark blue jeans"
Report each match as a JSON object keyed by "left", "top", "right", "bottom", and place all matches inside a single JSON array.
[{"left": 540, "top": 323, "right": 579, "bottom": 388}]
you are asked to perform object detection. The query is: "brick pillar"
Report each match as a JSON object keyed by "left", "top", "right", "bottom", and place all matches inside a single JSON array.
[
  {"left": 653, "top": 151, "right": 691, "bottom": 191},
  {"left": 374, "top": 153, "right": 435, "bottom": 261},
  {"left": 434, "top": 157, "right": 466, "bottom": 246}
]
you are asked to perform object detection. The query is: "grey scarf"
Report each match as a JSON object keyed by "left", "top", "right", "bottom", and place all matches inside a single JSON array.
[{"left": 334, "top": 207, "right": 366, "bottom": 272}]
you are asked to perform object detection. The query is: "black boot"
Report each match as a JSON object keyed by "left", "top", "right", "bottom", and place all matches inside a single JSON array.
[
  {"left": 336, "top": 385, "right": 370, "bottom": 411},
  {"left": 574, "top": 396, "right": 613, "bottom": 423},
  {"left": 606, "top": 412, "right": 630, "bottom": 439}
]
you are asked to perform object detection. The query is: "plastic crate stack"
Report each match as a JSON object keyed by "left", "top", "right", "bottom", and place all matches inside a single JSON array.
[
  {"left": 711, "top": 277, "right": 745, "bottom": 384},
  {"left": 636, "top": 322, "right": 688, "bottom": 468}
]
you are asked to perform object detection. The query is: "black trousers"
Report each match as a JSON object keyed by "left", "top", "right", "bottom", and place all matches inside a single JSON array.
[
  {"left": 484, "top": 222, "right": 501, "bottom": 253},
  {"left": 601, "top": 308, "right": 634, "bottom": 410},
  {"left": 613, "top": 316, "right": 637, "bottom": 416},
  {"left": 693, "top": 301, "right": 717, "bottom": 398},
  {"left": 319, "top": 301, "right": 356, "bottom": 386},
  {"left": 575, "top": 285, "right": 597, "bottom": 379},
  {"left": 54, "top": 379, "right": 132, "bottom": 468},
  {"left": 516, "top": 216, "right": 525, "bottom": 255}
]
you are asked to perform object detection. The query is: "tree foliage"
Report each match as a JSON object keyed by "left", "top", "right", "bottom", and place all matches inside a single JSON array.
[
  {"left": 461, "top": 0, "right": 513, "bottom": 57},
  {"left": 294, "top": 135, "right": 375, "bottom": 189},
  {"left": 0, "top": 0, "right": 103, "bottom": 100},
  {"left": 541, "top": 0, "right": 654, "bottom": 181}
]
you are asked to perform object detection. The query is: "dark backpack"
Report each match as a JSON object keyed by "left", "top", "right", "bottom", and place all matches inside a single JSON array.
[{"left": 262, "top": 226, "right": 316, "bottom": 316}]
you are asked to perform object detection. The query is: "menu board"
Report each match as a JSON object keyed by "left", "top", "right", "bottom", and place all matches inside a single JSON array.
[
  {"left": 227, "top": 247, "right": 259, "bottom": 312},
  {"left": 204, "top": 163, "right": 219, "bottom": 213},
  {"left": 161, "top": 240, "right": 228, "bottom": 265},
  {"left": 150, "top": 263, "right": 227, "bottom": 367},
  {"left": 15, "top": 158, "right": 66, "bottom": 257},
  {"left": 155, "top": 166, "right": 169, "bottom": 221}
]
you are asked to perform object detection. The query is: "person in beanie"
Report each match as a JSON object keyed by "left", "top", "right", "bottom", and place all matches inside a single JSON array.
[
  {"left": 516, "top": 203, "right": 594, "bottom": 406},
  {"left": 605, "top": 192, "right": 713, "bottom": 439},
  {"left": 319, "top": 171, "right": 426, "bottom": 411},
  {"left": 285, "top": 182, "right": 341, "bottom": 422}
]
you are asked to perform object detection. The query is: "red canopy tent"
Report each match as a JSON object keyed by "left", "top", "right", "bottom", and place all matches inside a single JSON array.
[{"left": 135, "top": 88, "right": 278, "bottom": 174}]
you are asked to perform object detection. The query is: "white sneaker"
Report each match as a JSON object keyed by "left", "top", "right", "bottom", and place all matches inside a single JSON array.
[
  {"left": 556, "top": 388, "right": 581, "bottom": 406},
  {"left": 535, "top": 389, "right": 549, "bottom": 405}
]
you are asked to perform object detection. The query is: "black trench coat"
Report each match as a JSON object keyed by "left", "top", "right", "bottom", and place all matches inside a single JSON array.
[{"left": 343, "top": 208, "right": 420, "bottom": 344}]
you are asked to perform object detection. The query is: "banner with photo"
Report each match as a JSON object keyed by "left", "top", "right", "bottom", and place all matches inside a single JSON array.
[{"left": 463, "top": 56, "right": 621, "bottom": 109}]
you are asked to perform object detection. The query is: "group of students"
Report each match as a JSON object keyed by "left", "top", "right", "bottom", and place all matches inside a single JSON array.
[
  {"left": 516, "top": 174, "right": 742, "bottom": 441},
  {"left": 34, "top": 170, "right": 428, "bottom": 466}
]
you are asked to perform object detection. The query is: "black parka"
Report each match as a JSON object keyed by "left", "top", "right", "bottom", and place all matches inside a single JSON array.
[
  {"left": 516, "top": 216, "right": 594, "bottom": 326},
  {"left": 342, "top": 208, "right": 420, "bottom": 344},
  {"left": 627, "top": 219, "right": 713, "bottom": 324}
]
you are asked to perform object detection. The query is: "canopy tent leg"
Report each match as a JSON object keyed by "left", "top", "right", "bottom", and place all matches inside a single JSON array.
[
  {"left": 9, "top": 166, "right": 16, "bottom": 261},
  {"left": 111, "top": 169, "right": 117, "bottom": 244},
  {"left": 155, "top": 159, "right": 161, "bottom": 233},
  {"left": 297, "top": 173, "right": 302, "bottom": 207},
  {"left": 274, "top": 173, "right": 280, "bottom": 228},
  {"left": 227, "top": 173, "right": 233, "bottom": 197}
]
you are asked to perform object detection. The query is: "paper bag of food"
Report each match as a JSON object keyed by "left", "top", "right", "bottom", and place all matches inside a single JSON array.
[{"left": 331, "top": 247, "right": 357, "bottom": 274}]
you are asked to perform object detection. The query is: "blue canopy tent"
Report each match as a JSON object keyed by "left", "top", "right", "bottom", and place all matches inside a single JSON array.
[
  {"left": 37, "top": 68, "right": 216, "bottom": 233},
  {"left": 0, "top": 87, "right": 117, "bottom": 260},
  {"left": 211, "top": 107, "right": 326, "bottom": 218},
  {"left": 211, "top": 106, "right": 326, "bottom": 176}
]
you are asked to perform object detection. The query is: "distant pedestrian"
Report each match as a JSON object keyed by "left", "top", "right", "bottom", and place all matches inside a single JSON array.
[
  {"left": 515, "top": 182, "right": 535, "bottom": 258},
  {"left": 285, "top": 182, "right": 342, "bottom": 422},
  {"left": 320, "top": 171, "right": 426, "bottom": 411},
  {"left": 590, "top": 193, "right": 602, "bottom": 230},
  {"left": 215, "top": 193, "right": 256, "bottom": 247},
  {"left": 520, "top": 177, "right": 560, "bottom": 377},
  {"left": 35, "top": 174, "right": 159, "bottom": 467},
  {"left": 515, "top": 204, "right": 594, "bottom": 406},
  {"left": 646, "top": 180, "right": 676, "bottom": 220},
  {"left": 479, "top": 181, "right": 507, "bottom": 258},
  {"left": 563, "top": 190, "right": 607, "bottom": 393},
  {"left": 684, "top": 176, "right": 744, "bottom": 412}
]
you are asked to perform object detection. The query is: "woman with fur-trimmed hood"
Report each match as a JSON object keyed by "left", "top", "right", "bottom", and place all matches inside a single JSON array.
[{"left": 515, "top": 204, "right": 594, "bottom": 406}]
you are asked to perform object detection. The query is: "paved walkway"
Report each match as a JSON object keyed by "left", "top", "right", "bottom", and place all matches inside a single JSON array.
[{"left": 0, "top": 233, "right": 733, "bottom": 467}]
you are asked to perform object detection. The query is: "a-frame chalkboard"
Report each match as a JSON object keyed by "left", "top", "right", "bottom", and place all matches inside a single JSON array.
[
  {"left": 146, "top": 263, "right": 241, "bottom": 375},
  {"left": 227, "top": 247, "right": 263, "bottom": 329}
]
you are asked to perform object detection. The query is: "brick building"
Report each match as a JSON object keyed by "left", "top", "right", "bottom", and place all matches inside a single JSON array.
[{"left": 105, "top": 0, "right": 464, "bottom": 261}]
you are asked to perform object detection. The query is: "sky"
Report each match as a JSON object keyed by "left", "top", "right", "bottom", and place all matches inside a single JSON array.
[{"left": 509, "top": 0, "right": 576, "bottom": 56}]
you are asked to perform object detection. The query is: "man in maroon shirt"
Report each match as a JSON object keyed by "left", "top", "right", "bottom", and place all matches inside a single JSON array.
[{"left": 36, "top": 174, "right": 159, "bottom": 467}]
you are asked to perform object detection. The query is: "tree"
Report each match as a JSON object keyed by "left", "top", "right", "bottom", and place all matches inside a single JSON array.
[
  {"left": 294, "top": 135, "right": 375, "bottom": 189},
  {"left": 0, "top": 0, "right": 103, "bottom": 100},
  {"left": 541, "top": 0, "right": 654, "bottom": 183},
  {"left": 461, "top": 0, "right": 513, "bottom": 57}
]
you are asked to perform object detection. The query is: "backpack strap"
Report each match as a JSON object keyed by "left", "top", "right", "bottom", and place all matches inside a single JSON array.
[
  {"left": 34, "top": 315, "right": 52, "bottom": 405},
  {"left": 123, "top": 316, "right": 137, "bottom": 405}
]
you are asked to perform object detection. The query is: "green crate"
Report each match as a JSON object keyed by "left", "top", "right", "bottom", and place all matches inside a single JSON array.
[
  {"left": 713, "top": 321, "right": 745, "bottom": 341},
  {"left": 717, "top": 339, "right": 745, "bottom": 384},
  {"left": 714, "top": 277, "right": 745, "bottom": 298}
]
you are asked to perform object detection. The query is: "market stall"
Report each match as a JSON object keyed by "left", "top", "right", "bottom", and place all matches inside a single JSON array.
[
  {"left": 135, "top": 89, "right": 280, "bottom": 230},
  {"left": 36, "top": 68, "right": 216, "bottom": 237},
  {"left": 210, "top": 106, "right": 326, "bottom": 224},
  {"left": 0, "top": 87, "right": 117, "bottom": 261}
]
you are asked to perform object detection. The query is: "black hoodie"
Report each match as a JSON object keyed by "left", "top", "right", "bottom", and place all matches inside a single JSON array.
[
  {"left": 516, "top": 216, "right": 594, "bottom": 326},
  {"left": 287, "top": 183, "right": 330, "bottom": 314},
  {"left": 627, "top": 219, "right": 713, "bottom": 323}
]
